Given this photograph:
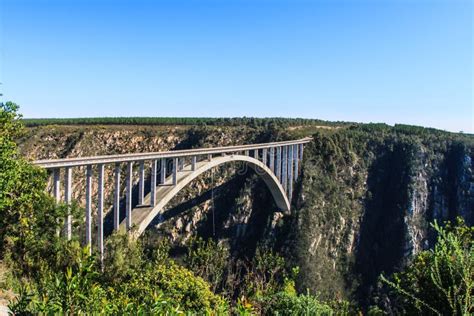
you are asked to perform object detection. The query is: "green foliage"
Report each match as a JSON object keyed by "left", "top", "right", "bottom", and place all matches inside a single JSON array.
[
  {"left": 181, "top": 238, "right": 343, "bottom": 314},
  {"left": 10, "top": 247, "right": 107, "bottom": 314},
  {"left": 22, "top": 116, "right": 349, "bottom": 129},
  {"left": 0, "top": 102, "right": 67, "bottom": 274},
  {"left": 9, "top": 235, "right": 228, "bottom": 314},
  {"left": 185, "top": 237, "right": 229, "bottom": 293},
  {"left": 382, "top": 218, "right": 474, "bottom": 315},
  {"left": 6, "top": 102, "right": 473, "bottom": 314},
  {"left": 260, "top": 291, "right": 334, "bottom": 316},
  {"left": 242, "top": 247, "right": 288, "bottom": 299}
]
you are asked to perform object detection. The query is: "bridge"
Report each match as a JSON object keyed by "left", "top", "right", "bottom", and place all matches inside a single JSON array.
[{"left": 34, "top": 137, "right": 312, "bottom": 260}]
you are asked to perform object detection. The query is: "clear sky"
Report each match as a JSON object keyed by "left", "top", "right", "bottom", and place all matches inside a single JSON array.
[{"left": 1, "top": 0, "right": 472, "bottom": 132}]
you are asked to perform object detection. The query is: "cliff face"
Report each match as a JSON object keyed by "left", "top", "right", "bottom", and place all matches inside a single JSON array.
[
  {"left": 19, "top": 124, "right": 474, "bottom": 305},
  {"left": 290, "top": 129, "right": 474, "bottom": 307}
]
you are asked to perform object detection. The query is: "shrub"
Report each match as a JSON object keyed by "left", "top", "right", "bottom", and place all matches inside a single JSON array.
[{"left": 382, "top": 217, "right": 473, "bottom": 315}]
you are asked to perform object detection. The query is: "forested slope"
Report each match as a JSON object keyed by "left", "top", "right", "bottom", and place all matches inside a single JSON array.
[{"left": 13, "top": 113, "right": 474, "bottom": 313}]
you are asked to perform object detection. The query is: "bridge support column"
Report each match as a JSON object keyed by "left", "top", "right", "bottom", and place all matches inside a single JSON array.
[
  {"left": 151, "top": 160, "right": 157, "bottom": 206},
  {"left": 64, "top": 167, "right": 72, "bottom": 240},
  {"left": 294, "top": 144, "right": 299, "bottom": 181},
  {"left": 172, "top": 158, "right": 178, "bottom": 185},
  {"left": 244, "top": 150, "right": 249, "bottom": 156},
  {"left": 85, "top": 165, "right": 92, "bottom": 254},
  {"left": 179, "top": 158, "right": 184, "bottom": 171},
  {"left": 263, "top": 148, "right": 267, "bottom": 165},
  {"left": 53, "top": 169, "right": 61, "bottom": 237},
  {"left": 207, "top": 154, "right": 212, "bottom": 161},
  {"left": 138, "top": 161, "right": 145, "bottom": 205},
  {"left": 282, "top": 146, "right": 288, "bottom": 194},
  {"left": 288, "top": 146, "right": 293, "bottom": 198},
  {"left": 97, "top": 164, "right": 105, "bottom": 262},
  {"left": 191, "top": 156, "right": 197, "bottom": 171},
  {"left": 160, "top": 158, "right": 166, "bottom": 184},
  {"left": 299, "top": 143, "right": 304, "bottom": 160},
  {"left": 126, "top": 162, "right": 133, "bottom": 231},
  {"left": 113, "top": 163, "right": 120, "bottom": 231},
  {"left": 269, "top": 147, "right": 275, "bottom": 172},
  {"left": 276, "top": 147, "right": 282, "bottom": 181},
  {"left": 53, "top": 168, "right": 61, "bottom": 203}
]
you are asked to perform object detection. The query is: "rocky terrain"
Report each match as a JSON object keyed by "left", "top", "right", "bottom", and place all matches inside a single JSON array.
[{"left": 18, "top": 122, "right": 474, "bottom": 307}]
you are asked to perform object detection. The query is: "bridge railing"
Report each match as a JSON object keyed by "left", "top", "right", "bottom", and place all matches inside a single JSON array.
[{"left": 33, "top": 137, "right": 312, "bottom": 259}]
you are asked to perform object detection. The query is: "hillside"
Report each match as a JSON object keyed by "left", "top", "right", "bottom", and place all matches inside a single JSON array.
[{"left": 17, "top": 121, "right": 474, "bottom": 310}]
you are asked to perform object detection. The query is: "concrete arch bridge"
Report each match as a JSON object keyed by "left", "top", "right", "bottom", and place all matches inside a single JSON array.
[{"left": 34, "top": 137, "right": 312, "bottom": 260}]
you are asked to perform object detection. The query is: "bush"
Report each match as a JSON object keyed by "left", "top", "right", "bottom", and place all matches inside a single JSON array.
[
  {"left": 261, "top": 291, "right": 334, "bottom": 316},
  {"left": 382, "top": 217, "right": 473, "bottom": 315},
  {"left": 0, "top": 102, "right": 65, "bottom": 271},
  {"left": 9, "top": 236, "right": 228, "bottom": 314}
]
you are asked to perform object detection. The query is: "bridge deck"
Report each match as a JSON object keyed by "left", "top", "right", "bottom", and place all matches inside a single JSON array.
[{"left": 33, "top": 137, "right": 312, "bottom": 168}]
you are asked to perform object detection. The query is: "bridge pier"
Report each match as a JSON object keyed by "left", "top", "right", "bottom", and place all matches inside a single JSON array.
[
  {"left": 263, "top": 148, "right": 267, "bottom": 165},
  {"left": 64, "top": 167, "right": 73, "bottom": 240},
  {"left": 288, "top": 145, "right": 293, "bottom": 197},
  {"left": 160, "top": 158, "right": 166, "bottom": 184},
  {"left": 85, "top": 165, "right": 93, "bottom": 254},
  {"left": 276, "top": 146, "right": 282, "bottom": 181},
  {"left": 294, "top": 144, "right": 299, "bottom": 181},
  {"left": 282, "top": 146, "right": 287, "bottom": 193},
  {"left": 97, "top": 164, "right": 105, "bottom": 262},
  {"left": 53, "top": 169, "right": 61, "bottom": 237},
  {"left": 172, "top": 158, "right": 178, "bottom": 185},
  {"left": 113, "top": 163, "right": 121, "bottom": 231},
  {"left": 191, "top": 156, "right": 197, "bottom": 171},
  {"left": 138, "top": 161, "right": 145, "bottom": 205},
  {"left": 126, "top": 162, "right": 133, "bottom": 230},
  {"left": 151, "top": 160, "right": 157, "bottom": 206},
  {"left": 269, "top": 147, "right": 275, "bottom": 172},
  {"left": 53, "top": 169, "right": 60, "bottom": 203}
]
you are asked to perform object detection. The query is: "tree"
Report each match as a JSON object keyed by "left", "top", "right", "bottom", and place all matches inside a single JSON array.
[{"left": 0, "top": 102, "right": 64, "bottom": 273}]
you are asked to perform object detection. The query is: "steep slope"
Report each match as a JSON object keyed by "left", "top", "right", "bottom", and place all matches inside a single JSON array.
[
  {"left": 289, "top": 126, "right": 474, "bottom": 307},
  {"left": 18, "top": 123, "right": 474, "bottom": 308}
]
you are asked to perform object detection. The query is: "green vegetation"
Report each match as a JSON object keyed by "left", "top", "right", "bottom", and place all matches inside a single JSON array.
[
  {"left": 291, "top": 122, "right": 473, "bottom": 310},
  {"left": 22, "top": 116, "right": 349, "bottom": 129},
  {"left": 2, "top": 102, "right": 473, "bottom": 314},
  {"left": 1, "top": 102, "right": 344, "bottom": 314},
  {"left": 381, "top": 218, "right": 473, "bottom": 315}
]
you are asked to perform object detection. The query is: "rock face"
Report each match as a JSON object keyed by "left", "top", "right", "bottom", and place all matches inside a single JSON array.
[
  {"left": 19, "top": 124, "right": 474, "bottom": 306},
  {"left": 290, "top": 130, "right": 474, "bottom": 307}
]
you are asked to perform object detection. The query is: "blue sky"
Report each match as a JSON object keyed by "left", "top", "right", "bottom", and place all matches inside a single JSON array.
[{"left": 1, "top": 0, "right": 472, "bottom": 132}]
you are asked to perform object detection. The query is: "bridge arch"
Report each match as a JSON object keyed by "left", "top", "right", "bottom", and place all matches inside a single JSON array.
[
  {"left": 125, "top": 154, "right": 290, "bottom": 237},
  {"left": 34, "top": 137, "right": 311, "bottom": 257}
]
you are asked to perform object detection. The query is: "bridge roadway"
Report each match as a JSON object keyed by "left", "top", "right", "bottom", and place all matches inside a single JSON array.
[
  {"left": 34, "top": 137, "right": 312, "bottom": 169},
  {"left": 33, "top": 137, "right": 312, "bottom": 260}
]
